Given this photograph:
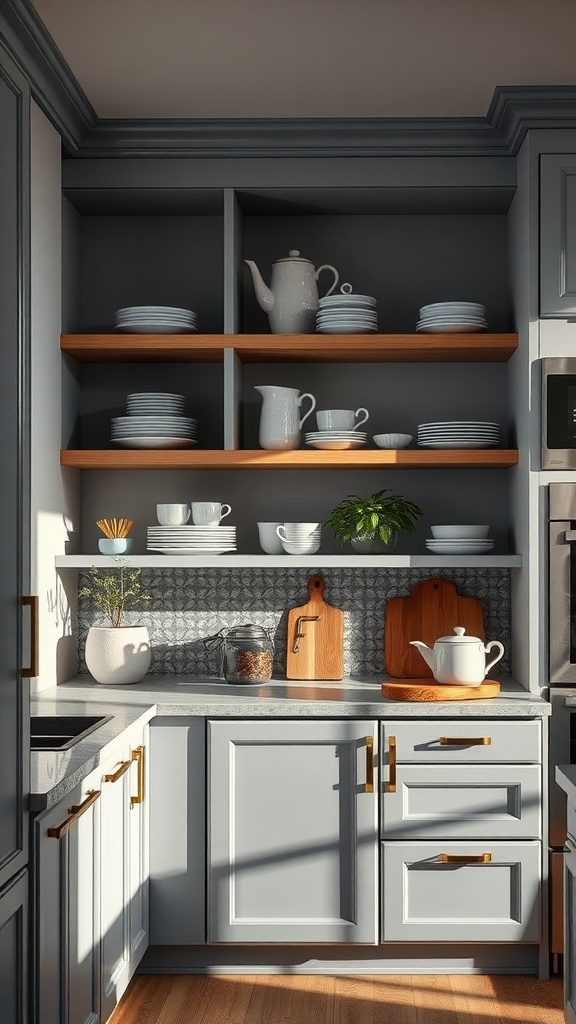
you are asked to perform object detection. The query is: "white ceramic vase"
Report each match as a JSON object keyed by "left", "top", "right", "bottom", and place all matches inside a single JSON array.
[{"left": 85, "top": 625, "right": 151, "bottom": 685}]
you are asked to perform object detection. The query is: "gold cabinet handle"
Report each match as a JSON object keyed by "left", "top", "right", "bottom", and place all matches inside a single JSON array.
[
  {"left": 439, "top": 736, "right": 491, "bottom": 746},
  {"left": 365, "top": 736, "right": 374, "bottom": 793},
  {"left": 47, "top": 789, "right": 100, "bottom": 839},
  {"left": 21, "top": 595, "right": 39, "bottom": 678},
  {"left": 103, "top": 759, "right": 131, "bottom": 783},
  {"left": 439, "top": 853, "right": 492, "bottom": 864},
  {"left": 388, "top": 736, "right": 397, "bottom": 793},
  {"left": 131, "top": 745, "right": 145, "bottom": 806}
]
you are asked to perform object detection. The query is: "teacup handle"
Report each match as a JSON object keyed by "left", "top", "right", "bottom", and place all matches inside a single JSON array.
[
  {"left": 276, "top": 525, "right": 288, "bottom": 542},
  {"left": 219, "top": 504, "right": 232, "bottom": 521},
  {"left": 298, "top": 392, "right": 316, "bottom": 429},
  {"left": 354, "top": 407, "right": 369, "bottom": 430},
  {"left": 484, "top": 640, "right": 504, "bottom": 676},
  {"left": 315, "top": 264, "right": 339, "bottom": 297}
]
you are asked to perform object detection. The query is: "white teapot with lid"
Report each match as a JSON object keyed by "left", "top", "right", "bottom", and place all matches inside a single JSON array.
[
  {"left": 409, "top": 626, "right": 504, "bottom": 686},
  {"left": 244, "top": 250, "right": 339, "bottom": 334}
]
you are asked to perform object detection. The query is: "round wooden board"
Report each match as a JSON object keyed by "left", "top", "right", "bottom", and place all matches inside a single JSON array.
[{"left": 382, "top": 679, "right": 501, "bottom": 701}]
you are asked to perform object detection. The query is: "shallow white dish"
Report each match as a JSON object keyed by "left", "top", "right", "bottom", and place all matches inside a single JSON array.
[
  {"left": 417, "top": 440, "right": 500, "bottom": 449},
  {"left": 148, "top": 547, "right": 237, "bottom": 555},
  {"left": 431, "top": 524, "right": 490, "bottom": 539},
  {"left": 112, "top": 437, "right": 197, "bottom": 449},
  {"left": 416, "top": 323, "right": 487, "bottom": 334},
  {"left": 425, "top": 542, "right": 495, "bottom": 553},
  {"left": 372, "top": 433, "right": 413, "bottom": 448},
  {"left": 317, "top": 325, "right": 378, "bottom": 334},
  {"left": 305, "top": 431, "right": 368, "bottom": 439},
  {"left": 116, "top": 324, "right": 198, "bottom": 334},
  {"left": 306, "top": 439, "right": 366, "bottom": 450}
]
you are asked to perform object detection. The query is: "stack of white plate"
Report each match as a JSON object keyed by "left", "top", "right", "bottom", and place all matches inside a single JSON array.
[
  {"left": 111, "top": 392, "right": 197, "bottom": 449},
  {"left": 114, "top": 305, "right": 197, "bottom": 334},
  {"left": 416, "top": 302, "right": 488, "bottom": 333},
  {"left": 304, "top": 430, "right": 368, "bottom": 450},
  {"left": 316, "top": 286, "right": 378, "bottom": 334},
  {"left": 417, "top": 421, "right": 500, "bottom": 449},
  {"left": 425, "top": 525, "right": 495, "bottom": 555},
  {"left": 146, "top": 525, "right": 236, "bottom": 555}
]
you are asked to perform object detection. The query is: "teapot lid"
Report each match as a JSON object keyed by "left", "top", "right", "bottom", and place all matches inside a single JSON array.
[
  {"left": 274, "top": 249, "right": 314, "bottom": 265},
  {"left": 436, "top": 626, "right": 482, "bottom": 644}
]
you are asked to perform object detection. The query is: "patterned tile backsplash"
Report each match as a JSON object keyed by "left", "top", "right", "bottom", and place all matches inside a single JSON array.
[{"left": 77, "top": 567, "right": 511, "bottom": 678}]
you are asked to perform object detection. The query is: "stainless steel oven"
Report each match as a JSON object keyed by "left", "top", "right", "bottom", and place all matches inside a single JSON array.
[{"left": 543, "top": 358, "right": 576, "bottom": 469}]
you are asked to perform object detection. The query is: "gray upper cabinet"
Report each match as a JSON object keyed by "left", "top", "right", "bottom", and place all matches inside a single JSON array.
[
  {"left": 207, "top": 719, "right": 379, "bottom": 944},
  {"left": 541, "top": 153, "right": 576, "bottom": 316}
]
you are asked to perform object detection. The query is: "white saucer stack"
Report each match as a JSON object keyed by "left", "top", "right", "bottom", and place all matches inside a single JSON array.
[
  {"left": 147, "top": 525, "right": 237, "bottom": 555},
  {"left": 111, "top": 392, "right": 198, "bottom": 449},
  {"left": 425, "top": 524, "right": 495, "bottom": 555},
  {"left": 305, "top": 431, "right": 368, "bottom": 450},
  {"left": 114, "top": 305, "right": 197, "bottom": 333},
  {"left": 316, "top": 285, "right": 378, "bottom": 334},
  {"left": 417, "top": 421, "right": 500, "bottom": 449},
  {"left": 416, "top": 301, "right": 488, "bottom": 333}
]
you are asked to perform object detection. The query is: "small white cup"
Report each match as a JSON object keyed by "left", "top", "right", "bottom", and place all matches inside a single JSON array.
[
  {"left": 316, "top": 407, "right": 369, "bottom": 431},
  {"left": 157, "top": 503, "right": 191, "bottom": 526},
  {"left": 276, "top": 523, "right": 321, "bottom": 549},
  {"left": 191, "top": 501, "right": 232, "bottom": 526},
  {"left": 257, "top": 522, "right": 285, "bottom": 554}
]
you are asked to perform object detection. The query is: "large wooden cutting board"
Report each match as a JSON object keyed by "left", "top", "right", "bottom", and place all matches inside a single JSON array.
[
  {"left": 286, "top": 575, "right": 344, "bottom": 680},
  {"left": 385, "top": 578, "right": 485, "bottom": 679}
]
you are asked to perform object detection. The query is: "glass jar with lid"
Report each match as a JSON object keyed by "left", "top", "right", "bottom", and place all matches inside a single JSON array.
[{"left": 204, "top": 624, "right": 274, "bottom": 684}]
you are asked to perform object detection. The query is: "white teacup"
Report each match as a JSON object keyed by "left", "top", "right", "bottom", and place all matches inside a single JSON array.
[
  {"left": 276, "top": 523, "right": 321, "bottom": 554},
  {"left": 157, "top": 503, "right": 191, "bottom": 526},
  {"left": 191, "top": 501, "right": 232, "bottom": 526},
  {"left": 316, "top": 407, "right": 369, "bottom": 431},
  {"left": 257, "top": 522, "right": 285, "bottom": 554}
]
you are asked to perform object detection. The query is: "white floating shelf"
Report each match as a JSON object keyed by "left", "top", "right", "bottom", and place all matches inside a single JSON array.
[{"left": 55, "top": 554, "right": 522, "bottom": 569}]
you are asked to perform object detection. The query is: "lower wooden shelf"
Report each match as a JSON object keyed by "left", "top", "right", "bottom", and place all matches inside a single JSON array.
[
  {"left": 55, "top": 554, "right": 522, "bottom": 569},
  {"left": 60, "top": 449, "right": 519, "bottom": 469}
]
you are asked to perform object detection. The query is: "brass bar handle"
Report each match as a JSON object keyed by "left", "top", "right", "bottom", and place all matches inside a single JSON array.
[
  {"left": 439, "top": 736, "right": 492, "bottom": 746},
  {"left": 439, "top": 853, "right": 492, "bottom": 864},
  {"left": 47, "top": 789, "right": 100, "bottom": 840},
  {"left": 365, "top": 736, "right": 374, "bottom": 793},
  {"left": 21, "top": 595, "right": 39, "bottom": 678},
  {"left": 131, "top": 745, "right": 145, "bottom": 806},
  {"left": 388, "top": 736, "right": 397, "bottom": 793},
  {"left": 103, "top": 759, "right": 131, "bottom": 783}
]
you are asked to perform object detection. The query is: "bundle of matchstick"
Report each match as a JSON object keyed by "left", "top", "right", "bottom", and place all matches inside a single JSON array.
[{"left": 96, "top": 518, "right": 134, "bottom": 539}]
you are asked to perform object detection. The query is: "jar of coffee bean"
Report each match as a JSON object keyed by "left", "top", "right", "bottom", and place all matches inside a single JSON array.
[{"left": 221, "top": 624, "right": 274, "bottom": 684}]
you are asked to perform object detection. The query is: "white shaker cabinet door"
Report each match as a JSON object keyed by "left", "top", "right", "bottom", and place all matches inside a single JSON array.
[
  {"left": 207, "top": 719, "right": 379, "bottom": 944},
  {"left": 565, "top": 841, "right": 576, "bottom": 1024},
  {"left": 126, "top": 730, "right": 149, "bottom": 974}
]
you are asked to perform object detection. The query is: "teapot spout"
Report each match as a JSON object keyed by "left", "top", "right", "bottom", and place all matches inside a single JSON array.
[
  {"left": 409, "top": 640, "right": 436, "bottom": 673},
  {"left": 244, "top": 260, "right": 275, "bottom": 312}
]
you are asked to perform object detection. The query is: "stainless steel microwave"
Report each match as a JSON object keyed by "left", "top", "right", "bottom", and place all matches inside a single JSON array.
[{"left": 543, "top": 357, "right": 576, "bottom": 468}]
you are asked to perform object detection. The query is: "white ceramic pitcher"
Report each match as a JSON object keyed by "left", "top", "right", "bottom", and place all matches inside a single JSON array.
[{"left": 255, "top": 385, "right": 316, "bottom": 450}]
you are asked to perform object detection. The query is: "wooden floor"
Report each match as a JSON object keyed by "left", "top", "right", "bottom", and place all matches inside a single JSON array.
[{"left": 109, "top": 973, "right": 565, "bottom": 1024}]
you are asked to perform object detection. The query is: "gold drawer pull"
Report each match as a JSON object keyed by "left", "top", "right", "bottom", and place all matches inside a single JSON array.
[
  {"left": 388, "top": 736, "right": 397, "bottom": 793},
  {"left": 439, "top": 736, "right": 491, "bottom": 746},
  {"left": 47, "top": 789, "right": 100, "bottom": 839},
  {"left": 131, "top": 745, "right": 145, "bottom": 806},
  {"left": 439, "top": 853, "right": 492, "bottom": 864},
  {"left": 103, "top": 759, "right": 131, "bottom": 783},
  {"left": 365, "top": 737, "right": 374, "bottom": 793}
]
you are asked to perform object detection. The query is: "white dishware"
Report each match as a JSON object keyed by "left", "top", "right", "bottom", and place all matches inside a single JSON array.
[
  {"left": 316, "top": 324, "right": 378, "bottom": 334},
  {"left": 156, "top": 503, "right": 191, "bottom": 526},
  {"left": 244, "top": 250, "right": 339, "bottom": 333},
  {"left": 112, "top": 437, "right": 196, "bottom": 449},
  {"left": 430, "top": 524, "right": 489, "bottom": 539},
  {"left": 305, "top": 438, "right": 366, "bottom": 450},
  {"left": 276, "top": 522, "right": 321, "bottom": 540},
  {"left": 257, "top": 522, "right": 285, "bottom": 554},
  {"left": 191, "top": 501, "right": 232, "bottom": 526},
  {"left": 279, "top": 540, "right": 322, "bottom": 554},
  {"left": 409, "top": 626, "right": 504, "bottom": 686},
  {"left": 372, "top": 433, "right": 413, "bottom": 449},
  {"left": 255, "top": 385, "right": 316, "bottom": 450},
  {"left": 98, "top": 538, "right": 134, "bottom": 555},
  {"left": 316, "top": 408, "right": 369, "bottom": 431},
  {"left": 424, "top": 541, "right": 495, "bottom": 553}
]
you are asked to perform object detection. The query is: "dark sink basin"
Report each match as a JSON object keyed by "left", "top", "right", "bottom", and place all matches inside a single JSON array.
[{"left": 30, "top": 715, "right": 113, "bottom": 751}]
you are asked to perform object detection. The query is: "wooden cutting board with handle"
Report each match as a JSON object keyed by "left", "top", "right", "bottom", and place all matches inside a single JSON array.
[
  {"left": 385, "top": 578, "right": 485, "bottom": 679},
  {"left": 286, "top": 575, "right": 344, "bottom": 680}
]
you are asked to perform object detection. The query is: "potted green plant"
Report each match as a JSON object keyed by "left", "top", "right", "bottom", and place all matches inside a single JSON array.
[
  {"left": 325, "top": 488, "right": 423, "bottom": 554},
  {"left": 79, "top": 565, "right": 152, "bottom": 685}
]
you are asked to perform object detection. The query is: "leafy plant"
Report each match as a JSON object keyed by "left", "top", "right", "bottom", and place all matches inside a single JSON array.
[
  {"left": 325, "top": 488, "right": 423, "bottom": 545},
  {"left": 79, "top": 565, "right": 151, "bottom": 628}
]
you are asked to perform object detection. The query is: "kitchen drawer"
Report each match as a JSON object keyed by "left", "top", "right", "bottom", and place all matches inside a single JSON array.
[
  {"left": 381, "top": 763, "right": 541, "bottom": 839},
  {"left": 381, "top": 840, "right": 540, "bottom": 942},
  {"left": 381, "top": 720, "right": 541, "bottom": 764}
]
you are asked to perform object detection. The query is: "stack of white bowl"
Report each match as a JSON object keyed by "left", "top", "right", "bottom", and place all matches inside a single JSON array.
[
  {"left": 425, "top": 524, "right": 495, "bottom": 555},
  {"left": 111, "top": 392, "right": 197, "bottom": 449},
  {"left": 416, "top": 301, "right": 488, "bottom": 333},
  {"left": 316, "top": 284, "right": 378, "bottom": 334},
  {"left": 114, "top": 305, "right": 197, "bottom": 333}
]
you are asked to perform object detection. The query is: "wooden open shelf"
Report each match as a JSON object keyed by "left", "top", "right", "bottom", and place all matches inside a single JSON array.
[
  {"left": 60, "top": 333, "right": 518, "bottom": 363},
  {"left": 60, "top": 449, "right": 519, "bottom": 470}
]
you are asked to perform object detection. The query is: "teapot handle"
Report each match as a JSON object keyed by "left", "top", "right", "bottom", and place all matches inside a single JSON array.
[
  {"left": 484, "top": 640, "right": 504, "bottom": 676},
  {"left": 315, "top": 264, "right": 339, "bottom": 297},
  {"left": 298, "top": 392, "right": 316, "bottom": 429}
]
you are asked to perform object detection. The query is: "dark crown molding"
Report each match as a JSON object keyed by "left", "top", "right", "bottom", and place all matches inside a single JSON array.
[{"left": 3, "top": 0, "right": 576, "bottom": 158}]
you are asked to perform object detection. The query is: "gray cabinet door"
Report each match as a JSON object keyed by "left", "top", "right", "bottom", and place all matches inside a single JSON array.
[
  {"left": 565, "top": 841, "right": 576, "bottom": 1024},
  {"left": 99, "top": 750, "right": 131, "bottom": 1023},
  {"left": 541, "top": 154, "right": 576, "bottom": 316},
  {"left": 0, "top": 42, "right": 30, "bottom": 893},
  {"left": 0, "top": 871, "right": 28, "bottom": 1024},
  {"left": 207, "top": 719, "right": 379, "bottom": 944},
  {"left": 127, "top": 728, "right": 149, "bottom": 973}
]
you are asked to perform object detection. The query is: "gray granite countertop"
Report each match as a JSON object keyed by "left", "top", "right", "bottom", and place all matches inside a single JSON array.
[{"left": 31, "top": 675, "right": 549, "bottom": 809}]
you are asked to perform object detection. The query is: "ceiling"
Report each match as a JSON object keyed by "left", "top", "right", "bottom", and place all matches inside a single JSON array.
[{"left": 30, "top": 0, "right": 576, "bottom": 120}]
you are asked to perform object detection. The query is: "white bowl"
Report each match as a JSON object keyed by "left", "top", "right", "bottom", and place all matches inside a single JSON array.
[
  {"left": 430, "top": 524, "right": 490, "bottom": 539},
  {"left": 372, "top": 433, "right": 413, "bottom": 449}
]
